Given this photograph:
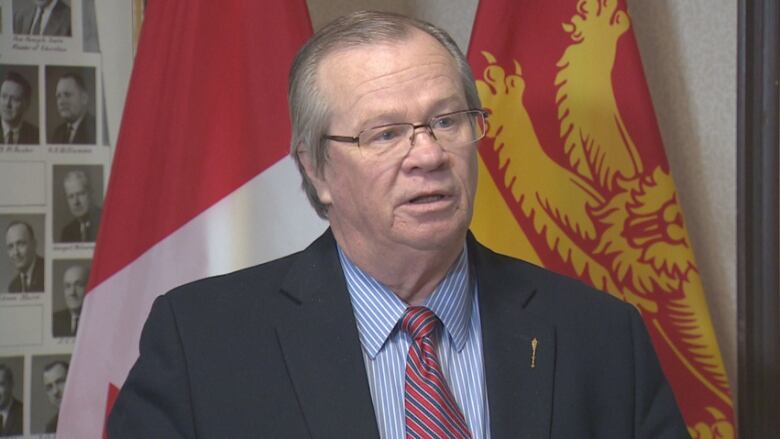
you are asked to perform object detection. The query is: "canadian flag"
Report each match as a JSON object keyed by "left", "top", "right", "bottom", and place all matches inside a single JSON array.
[{"left": 57, "top": 1, "right": 323, "bottom": 437}]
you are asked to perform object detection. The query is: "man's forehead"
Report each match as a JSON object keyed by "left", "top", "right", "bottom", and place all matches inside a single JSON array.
[
  {"left": 6, "top": 224, "right": 30, "bottom": 240},
  {"left": 64, "top": 266, "right": 86, "bottom": 279},
  {"left": 57, "top": 78, "right": 80, "bottom": 90},
  {"left": 318, "top": 31, "right": 462, "bottom": 120},
  {"left": 65, "top": 178, "right": 86, "bottom": 191},
  {"left": 1, "top": 81, "right": 22, "bottom": 92},
  {"left": 44, "top": 365, "right": 66, "bottom": 377}
]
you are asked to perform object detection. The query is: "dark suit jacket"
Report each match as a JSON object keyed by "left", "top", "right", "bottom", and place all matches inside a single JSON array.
[
  {"left": 60, "top": 207, "right": 102, "bottom": 243},
  {"left": 13, "top": 1, "right": 71, "bottom": 37},
  {"left": 50, "top": 113, "right": 96, "bottom": 145},
  {"left": 8, "top": 255, "right": 44, "bottom": 293},
  {"left": 0, "top": 398, "right": 23, "bottom": 437},
  {"left": 52, "top": 308, "right": 75, "bottom": 337},
  {"left": 108, "top": 230, "right": 687, "bottom": 438},
  {"left": 13, "top": 121, "right": 40, "bottom": 144}
]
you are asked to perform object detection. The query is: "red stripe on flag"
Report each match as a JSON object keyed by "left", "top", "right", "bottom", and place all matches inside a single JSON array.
[
  {"left": 89, "top": 0, "right": 312, "bottom": 291},
  {"left": 102, "top": 383, "right": 121, "bottom": 439}
]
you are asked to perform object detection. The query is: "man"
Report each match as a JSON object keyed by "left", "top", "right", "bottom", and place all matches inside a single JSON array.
[
  {"left": 59, "top": 170, "right": 102, "bottom": 242},
  {"left": 13, "top": 0, "right": 71, "bottom": 37},
  {"left": 49, "top": 72, "right": 95, "bottom": 145},
  {"left": 52, "top": 265, "right": 88, "bottom": 337},
  {"left": 108, "top": 12, "right": 687, "bottom": 438},
  {"left": 41, "top": 361, "right": 68, "bottom": 433},
  {"left": 6, "top": 221, "right": 44, "bottom": 293},
  {"left": 0, "top": 365, "right": 22, "bottom": 437},
  {"left": 1, "top": 71, "right": 39, "bottom": 144}
]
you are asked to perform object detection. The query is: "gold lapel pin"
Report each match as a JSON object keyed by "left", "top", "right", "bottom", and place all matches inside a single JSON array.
[{"left": 531, "top": 337, "right": 539, "bottom": 368}]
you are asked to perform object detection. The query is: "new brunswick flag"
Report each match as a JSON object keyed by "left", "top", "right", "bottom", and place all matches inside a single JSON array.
[{"left": 467, "top": 0, "right": 734, "bottom": 436}]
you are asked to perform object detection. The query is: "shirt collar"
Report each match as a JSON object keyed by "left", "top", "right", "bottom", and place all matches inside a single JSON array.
[
  {"left": 338, "top": 244, "right": 473, "bottom": 359},
  {"left": 24, "top": 256, "right": 37, "bottom": 280},
  {"left": 41, "top": 0, "right": 59, "bottom": 14},
  {"left": 1, "top": 120, "right": 20, "bottom": 135},
  {"left": 68, "top": 113, "right": 85, "bottom": 133}
]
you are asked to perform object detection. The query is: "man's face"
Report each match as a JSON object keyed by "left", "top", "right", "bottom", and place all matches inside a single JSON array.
[
  {"left": 63, "top": 266, "right": 87, "bottom": 312},
  {"left": 42, "top": 364, "right": 67, "bottom": 409},
  {"left": 55, "top": 78, "right": 88, "bottom": 122},
  {"left": 64, "top": 177, "right": 91, "bottom": 218},
  {"left": 0, "top": 80, "right": 28, "bottom": 125},
  {"left": 6, "top": 224, "right": 35, "bottom": 272},
  {"left": 305, "top": 31, "right": 478, "bottom": 256},
  {"left": 0, "top": 369, "right": 11, "bottom": 408}
]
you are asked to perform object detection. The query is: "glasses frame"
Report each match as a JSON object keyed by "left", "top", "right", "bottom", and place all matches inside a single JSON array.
[{"left": 322, "top": 108, "right": 489, "bottom": 149}]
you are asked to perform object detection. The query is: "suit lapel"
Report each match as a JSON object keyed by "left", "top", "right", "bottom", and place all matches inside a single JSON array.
[
  {"left": 274, "top": 230, "right": 380, "bottom": 439},
  {"left": 470, "top": 236, "right": 555, "bottom": 439}
]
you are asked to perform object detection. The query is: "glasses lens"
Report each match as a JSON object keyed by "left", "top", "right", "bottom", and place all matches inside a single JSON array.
[
  {"left": 359, "top": 124, "right": 413, "bottom": 150},
  {"left": 431, "top": 110, "right": 486, "bottom": 148}
]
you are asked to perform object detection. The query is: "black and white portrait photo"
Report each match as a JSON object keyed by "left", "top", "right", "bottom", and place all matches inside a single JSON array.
[
  {"left": 46, "top": 66, "right": 97, "bottom": 145},
  {"left": 53, "top": 165, "right": 103, "bottom": 243},
  {"left": 12, "top": 0, "right": 71, "bottom": 37},
  {"left": 51, "top": 259, "right": 91, "bottom": 338},
  {"left": 0, "top": 64, "right": 40, "bottom": 145},
  {"left": 30, "top": 355, "right": 70, "bottom": 434},
  {"left": 1, "top": 214, "right": 46, "bottom": 293},
  {"left": 0, "top": 357, "right": 24, "bottom": 437}
]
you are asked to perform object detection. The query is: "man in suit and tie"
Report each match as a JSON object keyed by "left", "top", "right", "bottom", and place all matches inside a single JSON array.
[
  {"left": 1, "top": 71, "right": 39, "bottom": 145},
  {"left": 59, "top": 170, "right": 102, "bottom": 242},
  {"left": 41, "top": 361, "right": 68, "bottom": 433},
  {"left": 108, "top": 11, "right": 687, "bottom": 438},
  {"left": 13, "top": 0, "right": 71, "bottom": 37},
  {"left": 52, "top": 265, "right": 88, "bottom": 337},
  {"left": 5, "top": 221, "right": 44, "bottom": 293},
  {"left": 0, "top": 364, "right": 22, "bottom": 437},
  {"left": 49, "top": 72, "right": 95, "bottom": 145}
]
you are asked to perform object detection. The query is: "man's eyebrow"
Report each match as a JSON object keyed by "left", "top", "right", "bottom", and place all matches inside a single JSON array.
[{"left": 355, "top": 96, "right": 467, "bottom": 129}]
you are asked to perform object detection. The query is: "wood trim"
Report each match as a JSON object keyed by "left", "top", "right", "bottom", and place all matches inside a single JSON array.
[{"left": 737, "top": 0, "right": 780, "bottom": 437}]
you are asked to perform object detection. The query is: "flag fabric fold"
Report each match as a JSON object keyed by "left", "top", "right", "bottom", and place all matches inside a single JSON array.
[
  {"left": 57, "top": 2, "right": 324, "bottom": 437},
  {"left": 467, "top": 0, "right": 734, "bottom": 436}
]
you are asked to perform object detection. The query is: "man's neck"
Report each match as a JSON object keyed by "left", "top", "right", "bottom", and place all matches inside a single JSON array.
[
  {"left": 332, "top": 228, "right": 466, "bottom": 306},
  {"left": 68, "top": 113, "right": 86, "bottom": 129},
  {"left": 23, "top": 258, "right": 36, "bottom": 278}
]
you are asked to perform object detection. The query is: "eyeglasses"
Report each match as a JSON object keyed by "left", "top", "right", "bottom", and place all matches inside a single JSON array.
[{"left": 323, "top": 109, "right": 488, "bottom": 155}]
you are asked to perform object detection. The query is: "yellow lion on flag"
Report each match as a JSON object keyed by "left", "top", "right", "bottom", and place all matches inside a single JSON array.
[{"left": 473, "top": 0, "right": 733, "bottom": 436}]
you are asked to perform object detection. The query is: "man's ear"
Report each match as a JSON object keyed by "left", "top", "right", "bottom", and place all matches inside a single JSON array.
[{"left": 297, "top": 147, "right": 333, "bottom": 205}]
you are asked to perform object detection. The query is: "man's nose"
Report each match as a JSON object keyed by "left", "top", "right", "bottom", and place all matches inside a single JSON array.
[{"left": 402, "top": 127, "right": 447, "bottom": 172}]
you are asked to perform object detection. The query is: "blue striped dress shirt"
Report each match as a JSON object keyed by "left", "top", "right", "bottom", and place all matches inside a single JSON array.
[{"left": 337, "top": 246, "right": 490, "bottom": 439}]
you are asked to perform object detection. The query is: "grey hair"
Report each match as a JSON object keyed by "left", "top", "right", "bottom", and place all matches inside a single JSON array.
[
  {"left": 288, "top": 10, "right": 481, "bottom": 218},
  {"left": 63, "top": 169, "right": 91, "bottom": 192},
  {"left": 43, "top": 360, "right": 69, "bottom": 375}
]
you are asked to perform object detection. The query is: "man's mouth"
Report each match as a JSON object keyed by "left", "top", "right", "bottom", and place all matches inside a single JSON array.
[{"left": 409, "top": 194, "right": 446, "bottom": 204}]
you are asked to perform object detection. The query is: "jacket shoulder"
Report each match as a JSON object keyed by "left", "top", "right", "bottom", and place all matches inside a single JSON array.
[{"left": 471, "top": 238, "right": 635, "bottom": 320}]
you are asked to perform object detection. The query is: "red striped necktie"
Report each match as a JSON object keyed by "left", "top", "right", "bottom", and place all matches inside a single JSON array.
[{"left": 401, "top": 306, "right": 472, "bottom": 439}]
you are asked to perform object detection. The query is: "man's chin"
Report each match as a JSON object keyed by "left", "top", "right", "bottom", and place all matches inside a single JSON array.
[{"left": 394, "top": 223, "right": 468, "bottom": 252}]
